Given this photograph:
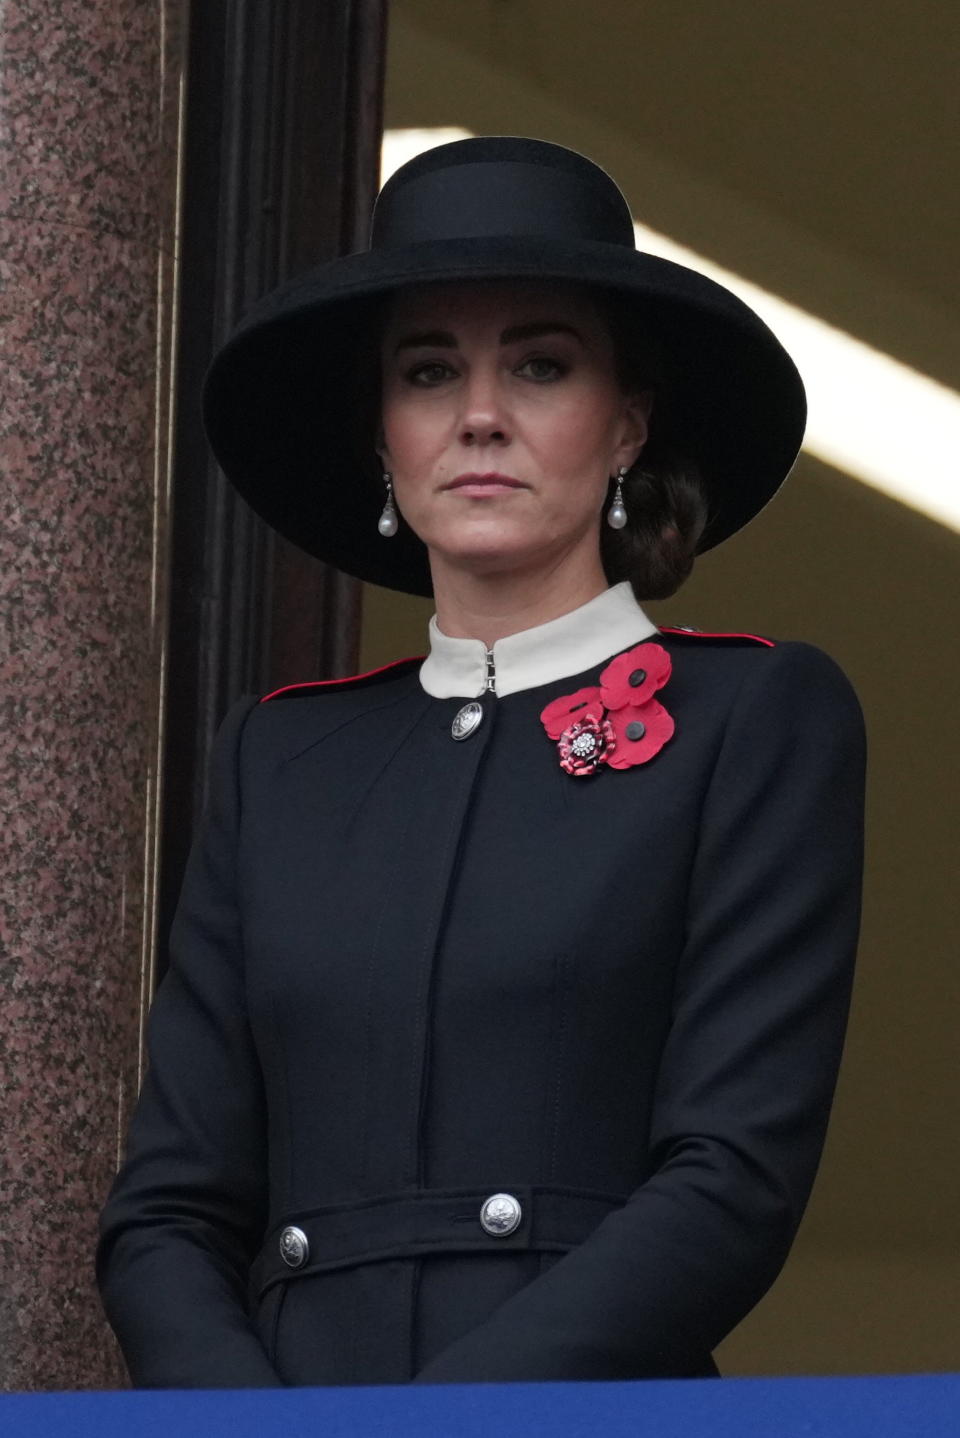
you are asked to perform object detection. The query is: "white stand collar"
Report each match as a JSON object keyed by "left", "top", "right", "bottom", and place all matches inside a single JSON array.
[{"left": 419, "top": 581, "right": 659, "bottom": 699}]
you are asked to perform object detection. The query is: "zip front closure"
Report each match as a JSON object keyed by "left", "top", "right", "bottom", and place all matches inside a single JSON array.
[{"left": 484, "top": 647, "right": 497, "bottom": 694}]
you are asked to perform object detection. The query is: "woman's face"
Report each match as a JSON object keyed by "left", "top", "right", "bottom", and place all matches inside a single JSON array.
[{"left": 377, "top": 280, "right": 649, "bottom": 583}]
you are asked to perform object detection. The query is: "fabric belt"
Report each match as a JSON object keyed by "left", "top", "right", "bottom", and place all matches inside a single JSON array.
[{"left": 250, "top": 1185, "right": 625, "bottom": 1298}]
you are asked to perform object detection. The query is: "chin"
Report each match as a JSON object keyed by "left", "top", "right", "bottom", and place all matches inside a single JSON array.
[{"left": 425, "top": 520, "right": 533, "bottom": 559}]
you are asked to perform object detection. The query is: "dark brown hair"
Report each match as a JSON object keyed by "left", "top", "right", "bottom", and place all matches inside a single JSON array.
[
  {"left": 599, "top": 454, "right": 707, "bottom": 602},
  {"left": 596, "top": 291, "right": 708, "bottom": 601}
]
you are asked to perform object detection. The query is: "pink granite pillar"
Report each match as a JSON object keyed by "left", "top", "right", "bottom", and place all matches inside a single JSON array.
[{"left": 0, "top": 1, "right": 185, "bottom": 1390}]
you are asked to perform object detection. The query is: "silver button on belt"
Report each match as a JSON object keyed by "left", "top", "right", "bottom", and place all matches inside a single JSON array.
[
  {"left": 451, "top": 701, "right": 483, "bottom": 741},
  {"left": 480, "top": 1192, "right": 522, "bottom": 1237},
  {"left": 279, "top": 1224, "right": 309, "bottom": 1268}
]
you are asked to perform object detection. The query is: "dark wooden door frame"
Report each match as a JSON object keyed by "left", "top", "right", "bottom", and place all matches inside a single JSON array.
[{"left": 158, "top": 0, "right": 389, "bottom": 976}]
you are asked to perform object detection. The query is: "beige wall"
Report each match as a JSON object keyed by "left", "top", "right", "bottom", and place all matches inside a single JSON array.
[{"left": 361, "top": 1, "right": 960, "bottom": 1375}]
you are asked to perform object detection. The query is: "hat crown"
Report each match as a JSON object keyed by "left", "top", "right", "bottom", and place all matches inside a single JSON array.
[{"left": 370, "top": 136, "right": 636, "bottom": 251}]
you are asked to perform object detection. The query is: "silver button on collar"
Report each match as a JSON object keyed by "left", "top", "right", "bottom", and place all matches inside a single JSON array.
[
  {"left": 279, "top": 1224, "right": 309, "bottom": 1268},
  {"left": 451, "top": 701, "right": 483, "bottom": 741},
  {"left": 480, "top": 1192, "right": 522, "bottom": 1237}
]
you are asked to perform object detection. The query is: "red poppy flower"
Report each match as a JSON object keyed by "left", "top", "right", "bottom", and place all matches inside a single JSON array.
[
  {"left": 599, "top": 641, "right": 672, "bottom": 711},
  {"left": 540, "top": 685, "right": 605, "bottom": 741},
  {"left": 542, "top": 645, "right": 675, "bottom": 776},
  {"left": 604, "top": 699, "right": 674, "bottom": 769},
  {"left": 557, "top": 713, "right": 617, "bottom": 777}
]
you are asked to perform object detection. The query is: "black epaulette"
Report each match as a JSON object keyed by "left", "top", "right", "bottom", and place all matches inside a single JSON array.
[
  {"left": 659, "top": 626, "right": 775, "bottom": 648},
  {"left": 260, "top": 655, "right": 425, "bottom": 703}
]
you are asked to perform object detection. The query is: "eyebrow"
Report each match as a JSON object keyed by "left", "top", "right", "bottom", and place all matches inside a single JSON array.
[{"left": 392, "top": 321, "right": 586, "bottom": 355}]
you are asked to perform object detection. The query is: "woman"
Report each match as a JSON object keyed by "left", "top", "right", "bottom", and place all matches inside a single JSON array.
[{"left": 97, "top": 136, "right": 865, "bottom": 1387}]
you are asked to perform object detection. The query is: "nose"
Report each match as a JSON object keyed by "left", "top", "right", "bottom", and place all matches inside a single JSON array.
[{"left": 458, "top": 365, "right": 509, "bottom": 446}]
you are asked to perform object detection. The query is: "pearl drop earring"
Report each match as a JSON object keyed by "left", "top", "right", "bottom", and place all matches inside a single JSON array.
[
  {"left": 378, "top": 471, "right": 398, "bottom": 537},
  {"left": 607, "top": 466, "right": 628, "bottom": 529}
]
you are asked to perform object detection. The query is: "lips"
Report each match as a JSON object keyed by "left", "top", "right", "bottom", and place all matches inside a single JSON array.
[{"left": 445, "top": 472, "right": 526, "bottom": 490}]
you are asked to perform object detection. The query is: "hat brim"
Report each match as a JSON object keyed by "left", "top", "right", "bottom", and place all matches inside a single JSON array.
[{"left": 203, "top": 235, "right": 806, "bottom": 597}]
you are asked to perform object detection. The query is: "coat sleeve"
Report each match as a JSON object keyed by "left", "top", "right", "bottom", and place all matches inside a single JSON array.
[
  {"left": 96, "top": 696, "right": 284, "bottom": 1388},
  {"left": 415, "top": 641, "right": 866, "bottom": 1382}
]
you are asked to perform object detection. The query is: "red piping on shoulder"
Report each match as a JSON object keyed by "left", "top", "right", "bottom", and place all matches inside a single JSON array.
[
  {"left": 260, "top": 655, "right": 426, "bottom": 703},
  {"left": 659, "top": 627, "right": 775, "bottom": 648}
]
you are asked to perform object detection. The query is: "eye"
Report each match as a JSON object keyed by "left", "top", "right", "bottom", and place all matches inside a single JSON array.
[
  {"left": 516, "top": 354, "right": 568, "bottom": 382},
  {"left": 405, "top": 360, "right": 456, "bottom": 386}
]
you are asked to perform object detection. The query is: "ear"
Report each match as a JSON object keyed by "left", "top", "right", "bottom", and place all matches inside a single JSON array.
[
  {"left": 613, "top": 389, "right": 653, "bottom": 473},
  {"left": 374, "top": 426, "right": 389, "bottom": 468}
]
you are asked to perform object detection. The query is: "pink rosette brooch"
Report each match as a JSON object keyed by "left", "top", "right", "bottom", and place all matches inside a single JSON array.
[{"left": 540, "top": 641, "right": 675, "bottom": 777}]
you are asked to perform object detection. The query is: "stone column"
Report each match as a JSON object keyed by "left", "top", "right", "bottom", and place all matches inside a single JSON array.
[{"left": 0, "top": 0, "right": 185, "bottom": 1390}]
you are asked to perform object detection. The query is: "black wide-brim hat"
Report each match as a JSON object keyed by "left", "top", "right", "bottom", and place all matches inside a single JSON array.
[{"left": 203, "top": 136, "right": 806, "bottom": 597}]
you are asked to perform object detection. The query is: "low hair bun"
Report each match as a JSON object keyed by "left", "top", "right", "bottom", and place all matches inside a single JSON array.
[{"left": 600, "top": 444, "right": 708, "bottom": 601}]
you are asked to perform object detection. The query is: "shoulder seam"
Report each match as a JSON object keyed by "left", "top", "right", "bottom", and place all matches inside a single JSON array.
[
  {"left": 659, "top": 627, "right": 776, "bottom": 648},
  {"left": 260, "top": 654, "right": 425, "bottom": 703}
]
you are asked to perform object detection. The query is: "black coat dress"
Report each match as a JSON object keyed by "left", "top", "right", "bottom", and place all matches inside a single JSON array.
[{"left": 97, "top": 612, "right": 865, "bottom": 1388}]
